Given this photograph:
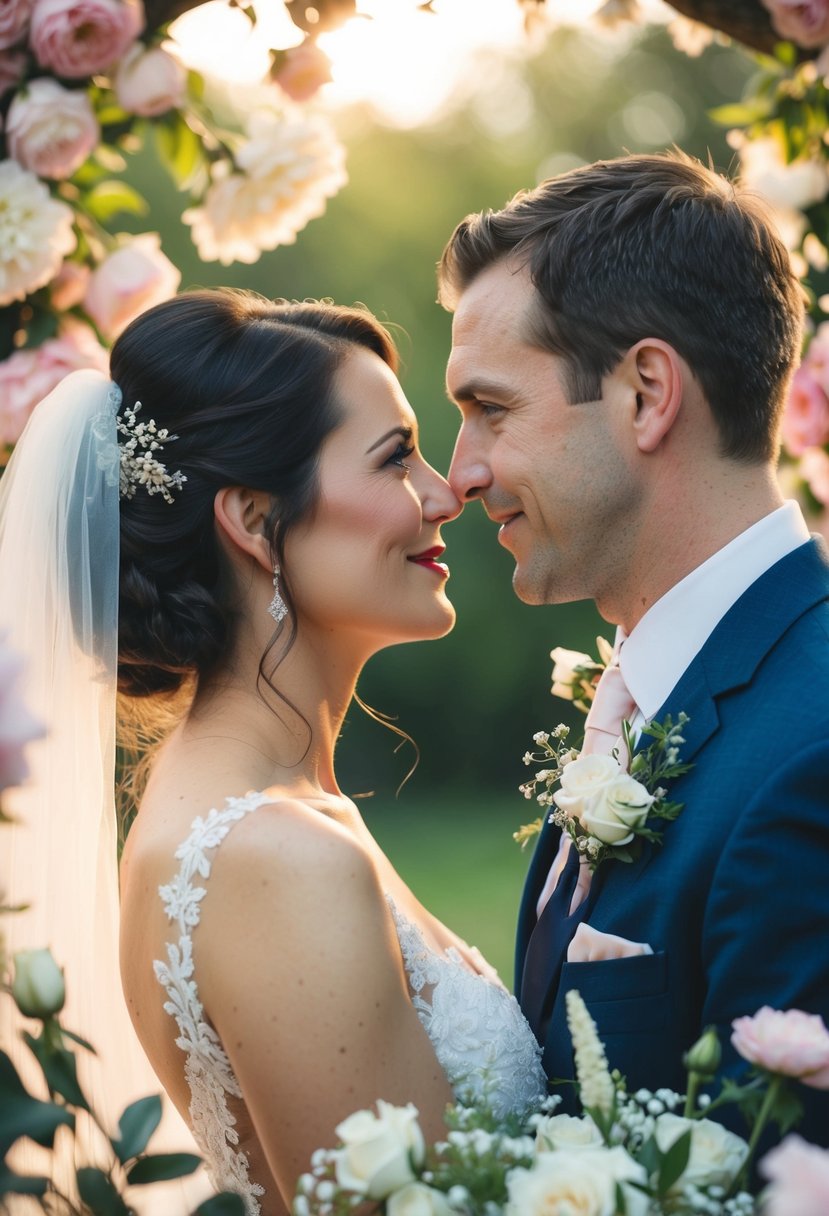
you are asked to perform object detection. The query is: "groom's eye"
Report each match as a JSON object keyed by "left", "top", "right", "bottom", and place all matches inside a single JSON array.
[{"left": 478, "top": 401, "right": 504, "bottom": 418}]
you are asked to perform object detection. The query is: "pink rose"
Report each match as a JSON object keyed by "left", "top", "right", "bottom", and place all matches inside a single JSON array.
[
  {"left": 781, "top": 365, "right": 829, "bottom": 455},
  {"left": 0, "top": 47, "right": 26, "bottom": 93},
  {"left": 761, "top": 0, "right": 829, "bottom": 47},
  {"left": 0, "top": 634, "right": 44, "bottom": 794},
  {"left": 731, "top": 1007, "right": 829, "bottom": 1087},
  {"left": 83, "top": 233, "right": 180, "bottom": 340},
  {"left": 114, "top": 41, "right": 185, "bottom": 116},
  {"left": 7, "top": 78, "right": 99, "bottom": 179},
  {"left": 761, "top": 1135, "right": 829, "bottom": 1216},
  {"left": 0, "top": 320, "right": 107, "bottom": 446},
  {"left": 50, "top": 259, "right": 90, "bottom": 310},
  {"left": 801, "top": 446, "right": 829, "bottom": 505},
  {"left": 0, "top": 0, "right": 32, "bottom": 49},
  {"left": 29, "top": 0, "right": 144, "bottom": 78},
  {"left": 273, "top": 39, "right": 332, "bottom": 103}
]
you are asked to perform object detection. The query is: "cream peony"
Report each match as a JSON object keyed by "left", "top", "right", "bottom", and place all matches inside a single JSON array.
[
  {"left": 0, "top": 0, "right": 32, "bottom": 49},
  {"left": 0, "top": 159, "right": 76, "bottom": 307},
  {"left": 534, "top": 1113, "right": 604, "bottom": 1154},
  {"left": 29, "top": 0, "right": 144, "bottom": 77},
  {"left": 553, "top": 754, "right": 653, "bottom": 846},
  {"left": 653, "top": 1113, "right": 748, "bottom": 1191},
  {"left": 761, "top": 1135, "right": 829, "bottom": 1216},
  {"left": 386, "top": 1182, "right": 453, "bottom": 1216},
  {"left": 0, "top": 319, "right": 108, "bottom": 446},
  {"left": 506, "top": 1147, "right": 648, "bottom": 1216},
  {"left": 334, "top": 1101, "right": 424, "bottom": 1200},
  {"left": 6, "top": 78, "right": 99, "bottom": 179},
  {"left": 83, "top": 233, "right": 180, "bottom": 340},
  {"left": 184, "top": 108, "right": 347, "bottom": 265},
  {"left": 732, "top": 1007, "right": 829, "bottom": 1087},
  {"left": 114, "top": 41, "right": 186, "bottom": 116},
  {"left": 0, "top": 634, "right": 43, "bottom": 793}
]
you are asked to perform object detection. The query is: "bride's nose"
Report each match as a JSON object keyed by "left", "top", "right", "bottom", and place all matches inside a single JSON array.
[{"left": 418, "top": 463, "right": 463, "bottom": 523}]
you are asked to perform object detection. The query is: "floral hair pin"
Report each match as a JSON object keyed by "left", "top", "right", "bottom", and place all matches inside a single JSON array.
[{"left": 116, "top": 400, "right": 186, "bottom": 505}]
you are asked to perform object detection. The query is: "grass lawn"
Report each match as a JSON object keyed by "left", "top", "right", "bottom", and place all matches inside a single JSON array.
[{"left": 362, "top": 793, "right": 536, "bottom": 988}]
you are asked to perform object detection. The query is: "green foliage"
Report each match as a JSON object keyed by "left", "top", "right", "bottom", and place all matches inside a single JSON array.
[
  {"left": 0, "top": 1049, "right": 73, "bottom": 1157},
  {"left": 111, "top": 1095, "right": 163, "bottom": 1164}
]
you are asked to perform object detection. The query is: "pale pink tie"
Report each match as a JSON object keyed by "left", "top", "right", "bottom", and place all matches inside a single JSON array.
[{"left": 536, "top": 660, "right": 637, "bottom": 918}]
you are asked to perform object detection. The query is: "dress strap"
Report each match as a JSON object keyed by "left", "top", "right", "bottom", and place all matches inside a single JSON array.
[{"left": 154, "top": 791, "right": 273, "bottom": 1215}]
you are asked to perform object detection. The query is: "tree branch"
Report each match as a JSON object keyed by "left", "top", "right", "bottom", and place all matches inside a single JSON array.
[{"left": 665, "top": 0, "right": 781, "bottom": 54}]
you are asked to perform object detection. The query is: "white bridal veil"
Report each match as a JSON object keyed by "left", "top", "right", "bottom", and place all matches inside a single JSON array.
[{"left": 0, "top": 370, "right": 201, "bottom": 1205}]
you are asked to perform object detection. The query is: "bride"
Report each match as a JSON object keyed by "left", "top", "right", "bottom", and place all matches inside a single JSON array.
[{"left": 0, "top": 290, "right": 545, "bottom": 1215}]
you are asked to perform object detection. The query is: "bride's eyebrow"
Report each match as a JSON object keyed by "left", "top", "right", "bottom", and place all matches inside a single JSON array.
[{"left": 366, "top": 425, "right": 414, "bottom": 454}]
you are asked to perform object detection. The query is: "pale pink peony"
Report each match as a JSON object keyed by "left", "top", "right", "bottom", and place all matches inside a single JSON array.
[
  {"left": 731, "top": 1007, "right": 829, "bottom": 1087},
  {"left": 801, "top": 445, "right": 829, "bottom": 505},
  {"left": 49, "top": 259, "right": 90, "bottom": 310},
  {"left": 0, "top": 320, "right": 107, "bottom": 446},
  {"left": 761, "top": 1135, "right": 829, "bottom": 1216},
  {"left": 114, "top": 40, "right": 185, "bottom": 117},
  {"left": 781, "top": 364, "right": 829, "bottom": 455},
  {"left": 0, "top": 46, "right": 26, "bottom": 93},
  {"left": 7, "top": 78, "right": 99, "bottom": 179},
  {"left": 0, "top": 0, "right": 33, "bottom": 50},
  {"left": 83, "top": 233, "right": 180, "bottom": 340},
  {"left": 761, "top": 0, "right": 829, "bottom": 47},
  {"left": 273, "top": 39, "right": 332, "bottom": 103},
  {"left": 29, "top": 0, "right": 144, "bottom": 78},
  {"left": 0, "top": 634, "right": 43, "bottom": 794},
  {"left": 184, "top": 109, "right": 346, "bottom": 265},
  {"left": 0, "top": 159, "right": 76, "bottom": 307}
]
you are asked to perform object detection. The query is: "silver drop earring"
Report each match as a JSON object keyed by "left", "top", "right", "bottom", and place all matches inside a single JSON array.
[{"left": 267, "top": 564, "right": 288, "bottom": 624}]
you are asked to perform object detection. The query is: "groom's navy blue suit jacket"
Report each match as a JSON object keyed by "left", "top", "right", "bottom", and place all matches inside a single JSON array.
[{"left": 516, "top": 537, "right": 829, "bottom": 1146}]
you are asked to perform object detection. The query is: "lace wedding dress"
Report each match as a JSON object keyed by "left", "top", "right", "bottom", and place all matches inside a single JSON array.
[{"left": 154, "top": 793, "right": 547, "bottom": 1215}]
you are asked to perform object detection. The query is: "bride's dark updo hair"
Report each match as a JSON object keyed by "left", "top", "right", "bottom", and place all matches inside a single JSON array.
[{"left": 110, "top": 289, "right": 398, "bottom": 700}]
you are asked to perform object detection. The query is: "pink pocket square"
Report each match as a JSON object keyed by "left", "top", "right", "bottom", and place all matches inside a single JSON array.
[{"left": 567, "top": 923, "right": 654, "bottom": 963}]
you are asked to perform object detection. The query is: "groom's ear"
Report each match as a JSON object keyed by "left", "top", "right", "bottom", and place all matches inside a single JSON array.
[
  {"left": 213, "top": 486, "right": 274, "bottom": 573},
  {"left": 625, "top": 339, "right": 684, "bottom": 454}
]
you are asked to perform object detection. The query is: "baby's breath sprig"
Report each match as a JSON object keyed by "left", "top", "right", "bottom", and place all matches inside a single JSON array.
[{"left": 514, "top": 724, "right": 575, "bottom": 850}]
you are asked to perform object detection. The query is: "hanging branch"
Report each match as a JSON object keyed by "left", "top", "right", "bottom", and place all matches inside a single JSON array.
[{"left": 665, "top": 0, "right": 782, "bottom": 55}]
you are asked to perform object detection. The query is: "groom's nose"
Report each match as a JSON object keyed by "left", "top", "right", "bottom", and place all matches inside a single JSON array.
[{"left": 448, "top": 426, "right": 492, "bottom": 503}]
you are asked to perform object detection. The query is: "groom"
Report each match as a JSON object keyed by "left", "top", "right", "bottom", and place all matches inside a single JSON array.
[{"left": 439, "top": 152, "right": 829, "bottom": 1144}]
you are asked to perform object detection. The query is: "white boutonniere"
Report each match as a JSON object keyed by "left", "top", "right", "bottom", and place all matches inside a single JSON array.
[{"left": 515, "top": 640, "right": 692, "bottom": 870}]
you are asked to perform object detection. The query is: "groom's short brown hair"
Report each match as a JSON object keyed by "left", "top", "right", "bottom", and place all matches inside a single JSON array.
[{"left": 438, "top": 152, "right": 804, "bottom": 464}]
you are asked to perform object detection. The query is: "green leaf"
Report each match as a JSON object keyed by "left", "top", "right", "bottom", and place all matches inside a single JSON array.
[
  {"left": 96, "top": 104, "right": 131, "bottom": 126},
  {"left": 111, "top": 1094, "right": 163, "bottom": 1164},
  {"left": 657, "top": 1127, "right": 692, "bottom": 1196},
  {"left": 76, "top": 1167, "right": 131, "bottom": 1216},
  {"left": 193, "top": 1194, "right": 247, "bottom": 1216},
  {"left": 709, "top": 99, "right": 773, "bottom": 127},
  {"left": 155, "top": 115, "right": 205, "bottom": 189},
  {"left": 60, "top": 1027, "right": 96, "bottom": 1054},
  {"left": 127, "top": 1152, "right": 202, "bottom": 1184},
  {"left": 0, "top": 1160, "right": 49, "bottom": 1197},
  {"left": 0, "top": 1049, "right": 74, "bottom": 1155},
  {"left": 23, "top": 1031, "right": 89, "bottom": 1110},
  {"left": 637, "top": 1134, "right": 660, "bottom": 1179},
  {"left": 83, "top": 180, "right": 149, "bottom": 223}
]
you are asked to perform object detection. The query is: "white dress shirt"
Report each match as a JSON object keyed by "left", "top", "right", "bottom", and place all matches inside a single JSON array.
[{"left": 618, "top": 501, "right": 811, "bottom": 729}]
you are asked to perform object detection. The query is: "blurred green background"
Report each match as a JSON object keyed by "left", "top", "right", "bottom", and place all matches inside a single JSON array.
[{"left": 125, "top": 19, "right": 754, "bottom": 979}]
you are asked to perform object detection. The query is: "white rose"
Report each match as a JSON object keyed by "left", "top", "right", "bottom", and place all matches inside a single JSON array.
[
  {"left": 578, "top": 773, "right": 655, "bottom": 846},
  {"left": 534, "top": 1113, "right": 604, "bottom": 1153},
  {"left": 552, "top": 753, "right": 622, "bottom": 829},
  {"left": 506, "top": 1147, "right": 648, "bottom": 1216},
  {"left": 114, "top": 41, "right": 186, "bottom": 117},
  {"left": 654, "top": 1114, "right": 748, "bottom": 1191},
  {"left": 334, "top": 1101, "right": 424, "bottom": 1200},
  {"left": 11, "top": 948, "right": 65, "bottom": 1018},
  {"left": 6, "top": 78, "right": 99, "bottom": 180},
  {"left": 387, "top": 1182, "right": 453, "bottom": 1216},
  {"left": 550, "top": 646, "right": 593, "bottom": 699}
]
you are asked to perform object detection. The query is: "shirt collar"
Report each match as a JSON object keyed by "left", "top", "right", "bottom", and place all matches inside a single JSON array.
[{"left": 617, "top": 501, "right": 811, "bottom": 723}]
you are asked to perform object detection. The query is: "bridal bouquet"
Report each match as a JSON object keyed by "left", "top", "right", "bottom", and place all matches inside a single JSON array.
[{"left": 295, "top": 992, "right": 829, "bottom": 1216}]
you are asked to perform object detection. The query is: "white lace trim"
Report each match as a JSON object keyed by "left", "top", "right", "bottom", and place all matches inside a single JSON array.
[
  {"left": 154, "top": 792, "right": 272, "bottom": 1216},
  {"left": 387, "top": 898, "right": 547, "bottom": 1120}
]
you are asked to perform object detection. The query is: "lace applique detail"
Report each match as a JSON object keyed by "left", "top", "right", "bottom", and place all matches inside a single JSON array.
[
  {"left": 387, "top": 898, "right": 546, "bottom": 1120},
  {"left": 155, "top": 792, "right": 273, "bottom": 1216}
]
